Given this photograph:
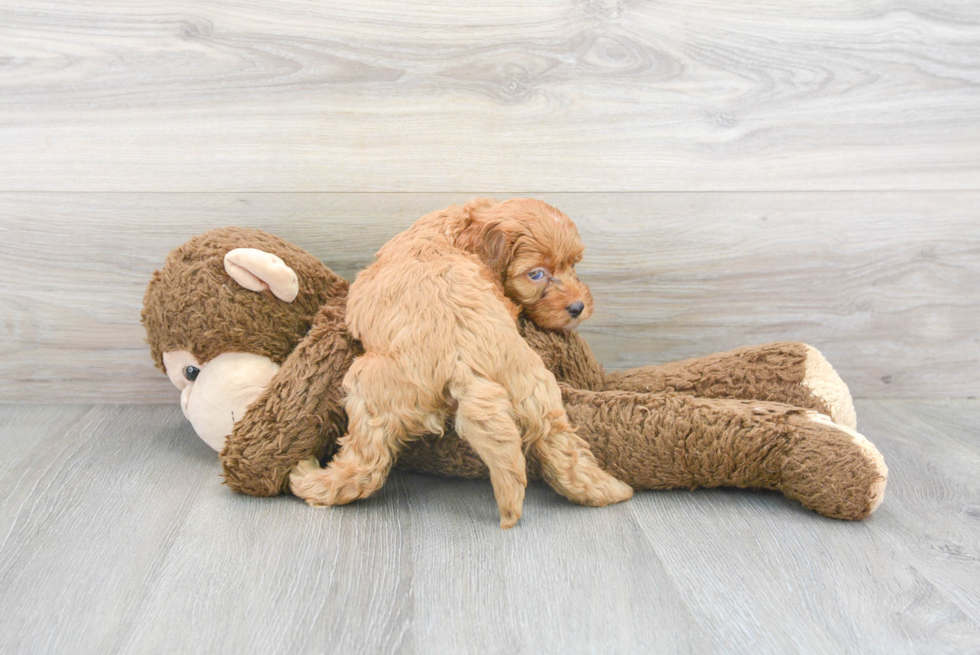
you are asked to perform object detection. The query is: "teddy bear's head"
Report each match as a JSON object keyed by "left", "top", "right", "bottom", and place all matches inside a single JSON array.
[{"left": 142, "top": 227, "right": 347, "bottom": 449}]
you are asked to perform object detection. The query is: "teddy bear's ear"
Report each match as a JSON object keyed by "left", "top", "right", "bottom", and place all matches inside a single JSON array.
[{"left": 223, "top": 248, "right": 299, "bottom": 302}]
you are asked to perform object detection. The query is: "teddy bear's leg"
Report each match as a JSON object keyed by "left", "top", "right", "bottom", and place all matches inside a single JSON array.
[
  {"left": 603, "top": 342, "right": 857, "bottom": 429},
  {"left": 559, "top": 387, "right": 886, "bottom": 520}
]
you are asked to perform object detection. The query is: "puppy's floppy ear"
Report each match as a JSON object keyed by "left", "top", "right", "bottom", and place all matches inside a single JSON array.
[
  {"left": 457, "top": 200, "right": 520, "bottom": 278},
  {"left": 224, "top": 248, "right": 299, "bottom": 302}
]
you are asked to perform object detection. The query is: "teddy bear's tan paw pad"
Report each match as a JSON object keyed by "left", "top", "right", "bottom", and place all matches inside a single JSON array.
[{"left": 803, "top": 345, "right": 858, "bottom": 430}]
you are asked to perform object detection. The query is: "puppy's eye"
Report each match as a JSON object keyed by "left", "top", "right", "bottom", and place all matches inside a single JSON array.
[
  {"left": 527, "top": 269, "right": 547, "bottom": 281},
  {"left": 183, "top": 366, "right": 201, "bottom": 382}
]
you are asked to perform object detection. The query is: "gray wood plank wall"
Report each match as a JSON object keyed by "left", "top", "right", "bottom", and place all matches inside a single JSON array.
[
  {"left": 1, "top": 1, "right": 978, "bottom": 402},
  {"left": 3, "top": 0, "right": 979, "bottom": 192}
]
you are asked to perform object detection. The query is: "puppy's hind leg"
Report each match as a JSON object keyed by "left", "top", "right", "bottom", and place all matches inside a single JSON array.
[
  {"left": 515, "top": 368, "right": 634, "bottom": 507},
  {"left": 449, "top": 361, "right": 528, "bottom": 529},
  {"left": 290, "top": 354, "right": 406, "bottom": 506}
]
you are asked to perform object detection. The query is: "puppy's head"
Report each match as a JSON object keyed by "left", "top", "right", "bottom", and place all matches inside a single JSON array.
[{"left": 458, "top": 198, "right": 594, "bottom": 332}]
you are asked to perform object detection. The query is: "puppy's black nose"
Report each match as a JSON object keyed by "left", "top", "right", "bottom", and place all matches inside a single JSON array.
[{"left": 566, "top": 301, "right": 585, "bottom": 319}]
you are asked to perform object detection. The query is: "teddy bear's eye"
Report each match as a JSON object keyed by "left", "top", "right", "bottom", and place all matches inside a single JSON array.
[
  {"left": 527, "top": 268, "right": 547, "bottom": 281},
  {"left": 183, "top": 365, "right": 201, "bottom": 382}
]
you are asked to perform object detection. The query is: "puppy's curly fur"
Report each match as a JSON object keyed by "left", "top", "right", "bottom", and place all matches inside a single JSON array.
[{"left": 290, "top": 198, "right": 633, "bottom": 527}]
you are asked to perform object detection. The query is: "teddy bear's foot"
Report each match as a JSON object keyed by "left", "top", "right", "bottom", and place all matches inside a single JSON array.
[
  {"left": 778, "top": 411, "right": 887, "bottom": 520},
  {"left": 802, "top": 346, "right": 857, "bottom": 430}
]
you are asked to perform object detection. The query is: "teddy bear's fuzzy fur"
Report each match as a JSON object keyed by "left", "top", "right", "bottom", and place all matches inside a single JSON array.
[{"left": 143, "top": 227, "right": 887, "bottom": 521}]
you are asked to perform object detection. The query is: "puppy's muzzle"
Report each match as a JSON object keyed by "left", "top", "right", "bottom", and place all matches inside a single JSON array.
[{"left": 566, "top": 301, "right": 585, "bottom": 319}]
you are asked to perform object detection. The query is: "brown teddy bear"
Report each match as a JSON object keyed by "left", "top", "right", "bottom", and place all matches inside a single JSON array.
[{"left": 142, "top": 227, "right": 887, "bottom": 522}]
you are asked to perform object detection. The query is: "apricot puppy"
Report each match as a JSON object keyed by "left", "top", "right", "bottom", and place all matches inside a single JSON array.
[{"left": 290, "top": 198, "right": 633, "bottom": 527}]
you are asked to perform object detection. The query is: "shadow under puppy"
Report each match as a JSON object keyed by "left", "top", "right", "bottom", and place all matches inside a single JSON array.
[{"left": 290, "top": 198, "right": 634, "bottom": 527}]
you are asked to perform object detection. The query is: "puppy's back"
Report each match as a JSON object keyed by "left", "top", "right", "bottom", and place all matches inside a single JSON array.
[{"left": 345, "top": 204, "right": 515, "bottom": 358}]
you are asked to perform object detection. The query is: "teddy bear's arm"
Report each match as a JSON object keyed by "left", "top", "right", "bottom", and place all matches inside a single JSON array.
[
  {"left": 220, "top": 302, "right": 357, "bottom": 496},
  {"left": 518, "top": 317, "right": 855, "bottom": 429},
  {"left": 602, "top": 342, "right": 857, "bottom": 429},
  {"left": 516, "top": 318, "right": 606, "bottom": 391}
]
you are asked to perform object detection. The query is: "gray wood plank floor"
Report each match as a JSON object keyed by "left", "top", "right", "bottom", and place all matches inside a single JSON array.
[{"left": 1, "top": 401, "right": 977, "bottom": 654}]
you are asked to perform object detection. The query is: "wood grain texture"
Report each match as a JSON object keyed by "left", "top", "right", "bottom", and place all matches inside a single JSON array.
[
  {"left": 0, "top": 401, "right": 978, "bottom": 654},
  {"left": 1, "top": 0, "right": 979, "bottom": 192},
  {"left": 1, "top": 192, "right": 977, "bottom": 402},
  {"left": 859, "top": 401, "right": 980, "bottom": 630}
]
